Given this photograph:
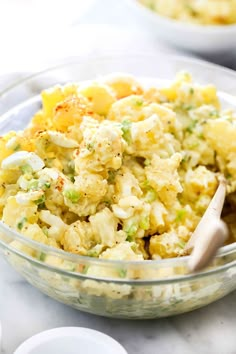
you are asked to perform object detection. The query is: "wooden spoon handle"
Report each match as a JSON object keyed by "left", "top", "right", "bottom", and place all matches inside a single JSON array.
[
  {"left": 185, "top": 178, "right": 226, "bottom": 252},
  {"left": 188, "top": 219, "right": 228, "bottom": 272}
]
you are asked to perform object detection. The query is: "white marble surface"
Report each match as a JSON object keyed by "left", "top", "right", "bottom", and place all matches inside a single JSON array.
[{"left": 0, "top": 1, "right": 236, "bottom": 353}]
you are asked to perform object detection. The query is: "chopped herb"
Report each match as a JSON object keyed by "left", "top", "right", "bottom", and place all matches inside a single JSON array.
[
  {"left": 226, "top": 173, "right": 232, "bottom": 180},
  {"left": 144, "top": 159, "right": 151, "bottom": 166},
  {"left": 118, "top": 269, "right": 127, "bottom": 278},
  {"left": 82, "top": 265, "right": 89, "bottom": 274},
  {"left": 42, "top": 226, "right": 49, "bottom": 236},
  {"left": 28, "top": 179, "right": 51, "bottom": 191},
  {"left": 67, "top": 160, "right": 75, "bottom": 173},
  {"left": 140, "top": 216, "right": 149, "bottom": 230},
  {"left": 188, "top": 142, "right": 199, "bottom": 149},
  {"left": 17, "top": 217, "right": 27, "bottom": 230},
  {"left": 63, "top": 189, "right": 81, "bottom": 203},
  {"left": 140, "top": 179, "right": 151, "bottom": 190},
  {"left": 20, "top": 164, "right": 33, "bottom": 174},
  {"left": 148, "top": 2, "right": 155, "bottom": 11},
  {"left": 209, "top": 110, "right": 219, "bottom": 118},
  {"left": 185, "top": 4, "right": 198, "bottom": 16},
  {"left": 175, "top": 209, "right": 187, "bottom": 223},
  {"left": 102, "top": 200, "right": 111, "bottom": 207},
  {"left": 39, "top": 252, "right": 46, "bottom": 261},
  {"left": 67, "top": 161, "right": 75, "bottom": 182},
  {"left": 134, "top": 98, "right": 143, "bottom": 107},
  {"left": 34, "top": 194, "right": 46, "bottom": 206},
  {"left": 121, "top": 120, "right": 132, "bottom": 144},
  {"left": 69, "top": 175, "right": 75, "bottom": 183},
  {"left": 183, "top": 104, "right": 194, "bottom": 111},
  {"left": 38, "top": 202, "right": 46, "bottom": 210},
  {"left": 141, "top": 180, "right": 157, "bottom": 202},
  {"left": 186, "top": 120, "right": 197, "bottom": 133},
  {"left": 108, "top": 170, "right": 117, "bottom": 183},
  {"left": 198, "top": 133, "right": 204, "bottom": 140},
  {"left": 86, "top": 142, "right": 95, "bottom": 152},
  {"left": 181, "top": 154, "right": 190, "bottom": 165},
  {"left": 126, "top": 235, "right": 133, "bottom": 242},
  {"left": 13, "top": 144, "right": 21, "bottom": 151},
  {"left": 45, "top": 157, "right": 56, "bottom": 166},
  {"left": 189, "top": 88, "right": 194, "bottom": 94},
  {"left": 131, "top": 243, "right": 138, "bottom": 252}
]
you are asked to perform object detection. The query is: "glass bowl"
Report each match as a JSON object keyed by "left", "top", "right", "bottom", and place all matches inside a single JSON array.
[{"left": 0, "top": 54, "right": 236, "bottom": 319}]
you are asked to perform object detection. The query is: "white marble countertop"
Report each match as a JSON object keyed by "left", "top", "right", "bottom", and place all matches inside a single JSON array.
[{"left": 0, "top": 1, "right": 236, "bottom": 353}]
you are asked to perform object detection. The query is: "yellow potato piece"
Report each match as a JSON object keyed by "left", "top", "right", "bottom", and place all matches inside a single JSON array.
[
  {"left": 104, "top": 74, "right": 143, "bottom": 99},
  {"left": 78, "top": 83, "right": 116, "bottom": 116}
]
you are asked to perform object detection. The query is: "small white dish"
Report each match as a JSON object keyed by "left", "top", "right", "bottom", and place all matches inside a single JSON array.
[
  {"left": 14, "top": 327, "right": 127, "bottom": 354},
  {"left": 125, "top": 0, "right": 236, "bottom": 54}
]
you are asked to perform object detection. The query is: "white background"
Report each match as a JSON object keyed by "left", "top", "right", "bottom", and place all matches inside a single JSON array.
[{"left": 0, "top": 1, "right": 236, "bottom": 354}]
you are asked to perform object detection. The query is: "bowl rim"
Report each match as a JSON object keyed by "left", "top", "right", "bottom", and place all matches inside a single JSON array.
[
  {"left": 2, "top": 52, "right": 236, "bottom": 98},
  {"left": 14, "top": 327, "right": 127, "bottom": 354},
  {"left": 0, "top": 52, "right": 236, "bottom": 282},
  {"left": 126, "top": 0, "right": 236, "bottom": 32}
]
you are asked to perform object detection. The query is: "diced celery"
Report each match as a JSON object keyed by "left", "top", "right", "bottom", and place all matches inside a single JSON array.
[
  {"left": 28, "top": 180, "right": 39, "bottom": 191},
  {"left": 82, "top": 265, "right": 89, "bottom": 274},
  {"left": 125, "top": 223, "right": 138, "bottom": 238},
  {"left": 177, "top": 240, "right": 186, "bottom": 249},
  {"left": 121, "top": 120, "right": 132, "bottom": 144},
  {"left": 87, "top": 250, "right": 99, "bottom": 258},
  {"left": 17, "top": 217, "right": 27, "bottom": 230},
  {"left": 145, "top": 189, "right": 157, "bottom": 202},
  {"left": 126, "top": 235, "right": 133, "bottom": 242},
  {"left": 144, "top": 159, "right": 151, "bottom": 166},
  {"left": 175, "top": 209, "right": 187, "bottom": 223},
  {"left": 189, "top": 87, "right": 194, "bottom": 94},
  {"left": 133, "top": 98, "right": 143, "bottom": 107},
  {"left": 13, "top": 144, "right": 21, "bottom": 151},
  {"left": 44, "top": 182, "right": 51, "bottom": 189},
  {"left": 140, "top": 216, "right": 149, "bottom": 230},
  {"left": 186, "top": 120, "right": 197, "bottom": 133},
  {"left": 63, "top": 189, "right": 81, "bottom": 203},
  {"left": 118, "top": 269, "right": 127, "bottom": 278},
  {"left": 39, "top": 252, "right": 47, "bottom": 261},
  {"left": 20, "top": 164, "right": 33, "bottom": 174},
  {"left": 42, "top": 226, "right": 49, "bottom": 236}
]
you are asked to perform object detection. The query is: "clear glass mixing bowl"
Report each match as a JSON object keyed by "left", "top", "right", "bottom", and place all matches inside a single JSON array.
[{"left": 0, "top": 54, "right": 236, "bottom": 319}]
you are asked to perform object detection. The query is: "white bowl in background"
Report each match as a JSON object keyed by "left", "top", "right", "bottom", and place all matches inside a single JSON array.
[
  {"left": 14, "top": 327, "right": 127, "bottom": 354},
  {"left": 125, "top": 0, "right": 236, "bottom": 54}
]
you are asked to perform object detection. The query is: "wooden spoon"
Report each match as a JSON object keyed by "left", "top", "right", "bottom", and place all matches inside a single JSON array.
[{"left": 185, "top": 177, "right": 229, "bottom": 272}]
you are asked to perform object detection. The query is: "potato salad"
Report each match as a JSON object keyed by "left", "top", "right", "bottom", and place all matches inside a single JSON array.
[
  {"left": 139, "top": 0, "right": 236, "bottom": 25},
  {"left": 0, "top": 72, "right": 236, "bottom": 262}
]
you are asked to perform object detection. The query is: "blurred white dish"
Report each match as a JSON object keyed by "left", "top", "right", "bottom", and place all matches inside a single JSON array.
[
  {"left": 125, "top": 0, "right": 236, "bottom": 54},
  {"left": 14, "top": 327, "right": 127, "bottom": 354}
]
